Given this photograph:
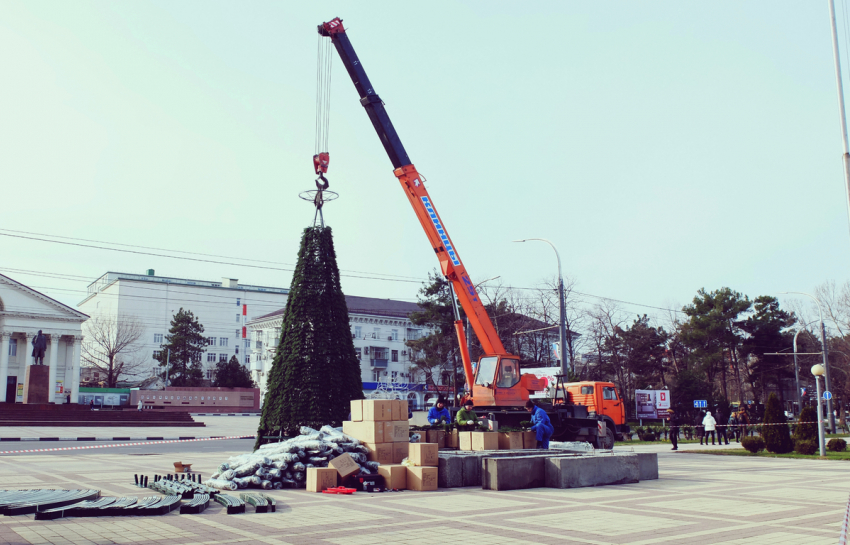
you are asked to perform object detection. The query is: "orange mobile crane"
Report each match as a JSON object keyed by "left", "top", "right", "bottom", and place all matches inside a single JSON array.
[{"left": 319, "top": 18, "right": 619, "bottom": 447}]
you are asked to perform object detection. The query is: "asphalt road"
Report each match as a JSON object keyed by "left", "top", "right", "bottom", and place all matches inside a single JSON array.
[{"left": 0, "top": 438, "right": 254, "bottom": 456}]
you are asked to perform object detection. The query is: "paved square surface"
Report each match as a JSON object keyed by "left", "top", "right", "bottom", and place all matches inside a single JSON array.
[{"left": 0, "top": 443, "right": 845, "bottom": 544}]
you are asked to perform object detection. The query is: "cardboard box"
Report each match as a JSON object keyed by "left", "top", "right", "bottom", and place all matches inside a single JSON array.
[
  {"left": 350, "top": 400, "right": 363, "bottom": 422},
  {"left": 426, "top": 429, "right": 446, "bottom": 448},
  {"left": 522, "top": 431, "right": 538, "bottom": 449},
  {"left": 328, "top": 453, "right": 360, "bottom": 479},
  {"left": 377, "top": 464, "right": 407, "bottom": 489},
  {"left": 306, "top": 467, "right": 337, "bottom": 492},
  {"left": 471, "top": 432, "right": 499, "bottom": 451},
  {"left": 445, "top": 429, "right": 459, "bottom": 449},
  {"left": 409, "top": 443, "right": 439, "bottom": 466},
  {"left": 407, "top": 466, "right": 438, "bottom": 491},
  {"left": 396, "top": 399, "right": 409, "bottom": 420},
  {"left": 386, "top": 421, "right": 410, "bottom": 443},
  {"left": 392, "top": 441, "right": 409, "bottom": 464},
  {"left": 498, "top": 431, "right": 524, "bottom": 450},
  {"left": 458, "top": 431, "right": 473, "bottom": 451},
  {"left": 363, "top": 442, "right": 394, "bottom": 465},
  {"left": 409, "top": 431, "right": 422, "bottom": 443},
  {"left": 343, "top": 420, "right": 385, "bottom": 443},
  {"left": 362, "top": 400, "right": 394, "bottom": 421}
]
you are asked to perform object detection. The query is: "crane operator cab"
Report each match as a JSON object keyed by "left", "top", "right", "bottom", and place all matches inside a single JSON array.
[{"left": 472, "top": 355, "right": 545, "bottom": 407}]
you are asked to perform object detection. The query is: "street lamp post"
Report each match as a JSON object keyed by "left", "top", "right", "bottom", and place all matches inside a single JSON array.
[
  {"left": 781, "top": 291, "right": 835, "bottom": 433},
  {"left": 513, "top": 239, "right": 570, "bottom": 377},
  {"left": 812, "top": 363, "right": 827, "bottom": 456},
  {"left": 793, "top": 329, "right": 803, "bottom": 416}
]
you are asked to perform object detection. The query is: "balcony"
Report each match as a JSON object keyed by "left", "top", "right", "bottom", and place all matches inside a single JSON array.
[
  {"left": 371, "top": 359, "right": 388, "bottom": 368},
  {"left": 250, "top": 359, "right": 263, "bottom": 371}
]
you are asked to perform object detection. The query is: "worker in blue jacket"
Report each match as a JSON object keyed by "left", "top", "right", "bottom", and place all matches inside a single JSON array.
[
  {"left": 427, "top": 398, "right": 451, "bottom": 425},
  {"left": 526, "top": 400, "right": 554, "bottom": 449}
]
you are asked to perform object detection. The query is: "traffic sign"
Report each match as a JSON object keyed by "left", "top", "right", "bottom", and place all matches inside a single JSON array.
[
  {"left": 824, "top": 391, "right": 833, "bottom": 401},
  {"left": 693, "top": 400, "right": 707, "bottom": 408}
]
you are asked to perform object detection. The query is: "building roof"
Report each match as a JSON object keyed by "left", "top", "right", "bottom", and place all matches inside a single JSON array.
[
  {"left": 0, "top": 273, "right": 90, "bottom": 321},
  {"left": 251, "top": 295, "right": 421, "bottom": 323}
]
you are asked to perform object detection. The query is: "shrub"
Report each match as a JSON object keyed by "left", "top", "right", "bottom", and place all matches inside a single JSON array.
[
  {"left": 828, "top": 438, "right": 847, "bottom": 452},
  {"left": 794, "top": 439, "right": 818, "bottom": 455},
  {"left": 793, "top": 407, "right": 818, "bottom": 442},
  {"left": 762, "top": 393, "right": 793, "bottom": 453},
  {"left": 742, "top": 436, "right": 765, "bottom": 453}
]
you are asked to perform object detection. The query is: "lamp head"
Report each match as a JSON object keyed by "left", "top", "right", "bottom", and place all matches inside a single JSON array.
[{"left": 811, "top": 364, "right": 826, "bottom": 377}]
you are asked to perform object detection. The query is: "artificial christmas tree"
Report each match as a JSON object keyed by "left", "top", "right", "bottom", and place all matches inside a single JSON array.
[{"left": 255, "top": 226, "right": 363, "bottom": 449}]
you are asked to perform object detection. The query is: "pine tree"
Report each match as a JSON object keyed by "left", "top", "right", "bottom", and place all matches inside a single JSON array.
[
  {"left": 213, "top": 355, "right": 256, "bottom": 388},
  {"left": 762, "top": 392, "right": 793, "bottom": 453},
  {"left": 793, "top": 406, "right": 818, "bottom": 442},
  {"left": 155, "top": 308, "right": 206, "bottom": 387},
  {"left": 255, "top": 227, "right": 363, "bottom": 448}
]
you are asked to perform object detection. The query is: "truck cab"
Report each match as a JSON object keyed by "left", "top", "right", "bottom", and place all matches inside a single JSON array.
[{"left": 565, "top": 381, "right": 628, "bottom": 439}]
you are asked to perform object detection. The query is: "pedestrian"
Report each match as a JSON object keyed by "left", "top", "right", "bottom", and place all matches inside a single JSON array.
[
  {"left": 695, "top": 411, "right": 705, "bottom": 445},
  {"left": 89, "top": 399, "right": 94, "bottom": 411},
  {"left": 715, "top": 408, "right": 730, "bottom": 445},
  {"left": 703, "top": 411, "right": 717, "bottom": 445},
  {"left": 137, "top": 399, "right": 143, "bottom": 412},
  {"left": 668, "top": 409, "right": 680, "bottom": 451},
  {"left": 525, "top": 400, "right": 554, "bottom": 449},
  {"left": 65, "top": 393, "right": 70, "bottom": 405},
  {"left": 728, "top": 412, "right": 741, "bottom": 443}
]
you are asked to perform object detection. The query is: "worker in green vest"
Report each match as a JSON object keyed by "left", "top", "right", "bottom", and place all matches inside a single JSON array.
[{"left": 456, "top": 399, "right": 486, "bottom": 429}]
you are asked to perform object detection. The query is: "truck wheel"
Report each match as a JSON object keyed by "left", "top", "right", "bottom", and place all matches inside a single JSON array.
[{"left": 595, "top": 427, "right": 615, "bottom": 449}]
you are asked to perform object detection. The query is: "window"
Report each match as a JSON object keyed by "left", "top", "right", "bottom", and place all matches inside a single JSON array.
[
  {"left": 496, "top": 359, "right": 520, "bottom": 388},
  {"left": 207, "top": 337, "right": 216, "bottom": 346},
  {"left": 244, "top": 338, "right": 249, "bottom": 349},
  {"left": 236, "top": 314, "right": 240, "bottom": 323},
  {"left": 580, "top": 386, "right": 594, "bottom": 395},
  {"left": 244, "top": 355, "right": 249, "bottom": 365},
  {"left": 206, "top": 370, "right": 214, "bottom": 379},
  {"left": 391, "top": 371, "right": 398, "bottom": 380},
  {"left": 373, "top": 327, "right": 380, "bottom": 339},
  {"left": 235, "top": 346, "right": 239, "bottom": 355},
  {"left": 154, "top": 333, "right": 163, "bottom": 344},
  {"left": 8, "top": 341, "right": 16, "bottom": 357},
  {"left": 235, "top": 329, "right": 240, "bottom": 338},
  {"left": 407, "top": 328, "right": 423, "bottom": 341},
  {"left": 355, "top": 347, "right": 362, "bottom": 360},
  {"left": 207, "top": 353, "right": 216, "bottom": 363},
  {"left": 220, "top": 338, "right": 228, "bottom": 347},
  {"left": 391, "top": 329, "right": 399, "bottom": 341},
  {"left": 153, "top": 350, "right": 162, "bottom": 359},
  {"left": 236, "top": 298, "right": 241, "bottom": 306},
  {"left": 219, "top": 353, "right": 227, "bottom": 362},
  {"left": 391, "top": 350, "right": 398, "bottom": 362},
  {"left": 475, "top": 356, "right": 498, "bottom": 386},
  {"left": 372, "top": 370, "right": 382, "bottom": 382},
  {"left": 603, "top": 387, "right": 618, "bottom": 400},
  {"left": 355, "top": 326, "right": 362, "bottom": 338}
]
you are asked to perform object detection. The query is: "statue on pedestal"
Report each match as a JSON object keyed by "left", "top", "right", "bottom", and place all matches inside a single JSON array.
[{"left": 31, "top": 330, "right": 46, "bottom": 365}]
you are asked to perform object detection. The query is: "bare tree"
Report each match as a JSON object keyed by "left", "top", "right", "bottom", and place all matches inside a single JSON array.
[{"left": 81, "top": 315, "right": 146, "bottom": 388}]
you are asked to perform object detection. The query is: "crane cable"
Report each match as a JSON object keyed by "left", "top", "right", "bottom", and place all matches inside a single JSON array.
[{"left": 314, "top": 32, "right": 333, "bottom": 176}]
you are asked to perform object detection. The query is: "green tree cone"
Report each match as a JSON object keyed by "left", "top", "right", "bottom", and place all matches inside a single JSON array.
[
  {"left": 762, "top": 392, "right": 793, "bottom": 453},
  {"left": 255, "top": 227, "right": 363, "bottom": 449}
]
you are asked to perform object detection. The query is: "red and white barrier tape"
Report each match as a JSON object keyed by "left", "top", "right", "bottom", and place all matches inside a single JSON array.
[
  {"left": 839, "top": 493, "right": 850, "bottom": 544},
  {"left": 675, "top": 421, "right": 826, "bottom": 428},
  {"left": 0, "top": 435, "right": 255, "bottom": 455}
]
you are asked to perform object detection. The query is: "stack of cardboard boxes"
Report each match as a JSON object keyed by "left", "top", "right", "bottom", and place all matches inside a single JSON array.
[{"left": 342, "top": 400, "right": 438, "bottom": 492}]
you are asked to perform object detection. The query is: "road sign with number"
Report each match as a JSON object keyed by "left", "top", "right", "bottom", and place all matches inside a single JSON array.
[
  {"left": 823, "top": 391, "right": 833, "bottom": 400},
  {"left": 693, "top": 400, "right": 707, "bottom": 408}
]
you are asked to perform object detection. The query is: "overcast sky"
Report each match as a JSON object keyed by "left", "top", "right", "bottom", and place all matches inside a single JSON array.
[{"left": 2, "top": 1, "right": 850, "bottom": 319}]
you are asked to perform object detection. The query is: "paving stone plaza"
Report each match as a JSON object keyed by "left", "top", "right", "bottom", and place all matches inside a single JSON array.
[{"left": 0, "top": 419, "right": 843, "bottom": 545}]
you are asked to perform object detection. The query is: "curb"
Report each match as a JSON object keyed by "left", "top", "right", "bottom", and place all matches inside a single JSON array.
[{"left": 0, "top": 436, "right": 255, "bottom": 442}]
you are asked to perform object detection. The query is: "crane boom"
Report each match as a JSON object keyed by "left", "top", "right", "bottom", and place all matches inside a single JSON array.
[{"left": 319, "top": 18, "right": 508, "bottom": 391}]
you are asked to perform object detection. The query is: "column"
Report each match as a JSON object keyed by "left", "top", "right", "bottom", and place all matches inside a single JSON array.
[
  {"left": 0, "top": 332, "right": 9, "bottom": 403},
  {"left": 70, "top": 336, "right": 82, "bottom": 403},
  {"left": 23, "top": 333, "right": 33, "bottom": 366},
  {"left": 48, "top": 334, "right": 59, "bottom": 403}
]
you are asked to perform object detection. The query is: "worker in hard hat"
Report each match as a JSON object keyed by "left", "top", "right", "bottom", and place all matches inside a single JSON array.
[
  {"left": 456, "top": 399, "right": 486, "bottom": 429},
  {"left": 526, "top": 400, "right": 554, "bottom": 449},
  {"left": 427, "top": 398, "right": 451, "bottom": 425}
]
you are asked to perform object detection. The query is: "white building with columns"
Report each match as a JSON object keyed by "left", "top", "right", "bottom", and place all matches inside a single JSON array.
[{"left": 0, "top": 274, "right": 88, "bottom": 403}]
